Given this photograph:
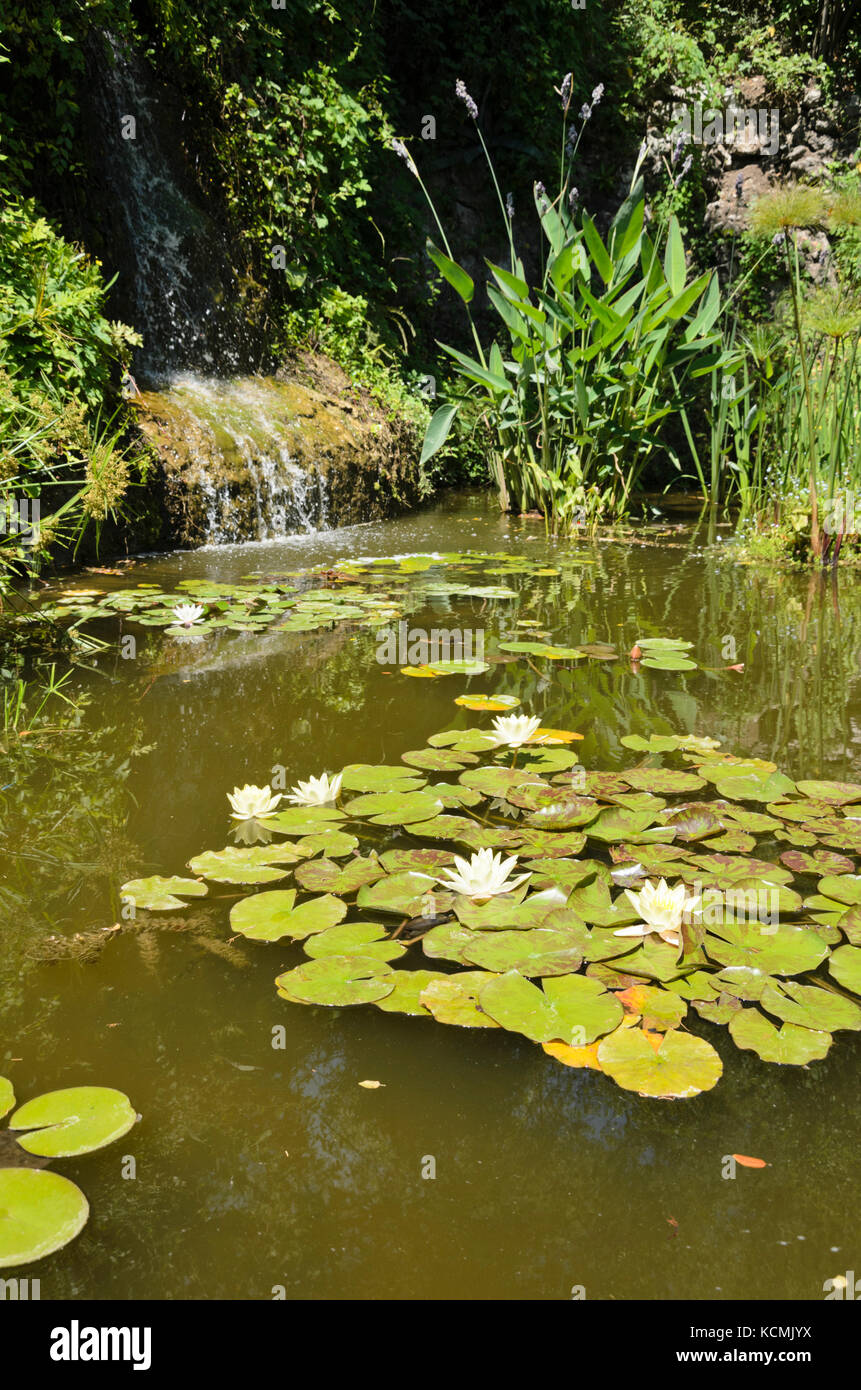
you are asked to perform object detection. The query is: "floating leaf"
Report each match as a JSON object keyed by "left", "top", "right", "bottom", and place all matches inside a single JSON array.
[
  {"left": 357, "top": 872, "right": 453, "bottom": 918},
  {"left": 275, "top": 955, "right": 395, "bottom": 1006},
  {"left": 293, "top": 854, "right": 384, "bottom": 895},
  {"left": 479, "top": 970, "right": 623, "bottom": 1044},
  {"left": 0, "top": 1170, "right": 89, "bottom": 1269},
  {"left": 780, "top": 849, "right": 854, "bottom": 876},
  {"left": 728, "top": 1008, "right": 831, "bottom": 1064},
  {"left": 187, "top": 846, "right": 299, "bottom": 884},
  {"left": 230, "top": 889, "right": 346, "bottom": 941},
  {"left": 615, "top": 984, "right": 687, "bottom": 1031},
  {"left": 463, "top": 924, "right": 585, "bottom": 976},
  {"left": 759, "top": 980, "right": 861, "bottom": 1032},
  {"left": 454, "top": 693, "right": 521, "bottom": 711},
  {"left": 303, "top": 922, "right": 406, "bottom": 962},
  {"left": 10, "top": 1087, "right": 136, "bottom": 1159},
  {"left": 796, "top": 779, "right": 861, "bottom": 805},
  {"left": 420, "top": 972, "right": 502, "bottom": 1027},
  {"left": 341, "top": 763, "right": 426, "bottom": 792},
  {"left": 374, "top": 970, "right": 450, "bottom": 1015},
  {"left": 542, "top": 1039, "right": 603, "bottom": 1070},
  {"left": 732, "top": 1154, "right": 768, "bottom": 1169},
  {"left": 119, "top": 876, "right": 208, "bottom": 911},
  {"left": 828, "top": 944, "right": 861, "bottom": 993},
  {"left": 0, "top": 1076, "right": 14, "bottom": 1120},
  {"left": 597, "top": 1026, "right": 722, "bottom": 1098},
  {"left": 343, "top": 790, "right": 444, "bottom": 826},
  {"left": 704, "top": 923, "right": 829, "bottom": 975}
]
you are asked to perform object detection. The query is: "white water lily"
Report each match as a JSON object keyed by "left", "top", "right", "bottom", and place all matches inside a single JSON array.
[
  {"left": 614, "top": 877, "right": 701, "bottom": 949},
  {"left": 173, "top": 602, "right": 205, "bottom": 627},
  {"left": 437, "top": 848, "right": 531, "bottom": 901},
  {"left": 286, "top": 772, "right": 343, "bottom": 806},
  {"left": 227, "top": 784, "right": 283, "bottom": 820},
  {"left": 487, "top": 713, "right": 544, "bottom": 748}
]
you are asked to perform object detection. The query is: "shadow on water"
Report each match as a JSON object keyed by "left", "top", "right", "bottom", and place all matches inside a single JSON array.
[{"left": 3, "top": 492, "right": 860, "bottom": 1299}]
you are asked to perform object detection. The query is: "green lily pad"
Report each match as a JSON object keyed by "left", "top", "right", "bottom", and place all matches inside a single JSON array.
[
  {"left": 10, "top": 1087, "right": 136, "bottom": 1157},
  {"left": 760, "top": 980, "right": 861, "bottom": 1032},
  {"left": 597, "top": 1027, "right": 722, "bottom": 1098},
  {"left": 712, "top": 772, "right": 797, "bottom": 803},
  {"left": 421, "top": 923, "right": 481, "bottom": 963},
  {"left": 419, "top": 972, "right": 502, "bottom": 1027},
  {"left": 275, "top": 955, "right": 395, "bottom": 1006},
  {"left": 303, "top": 922, "right": 406, "bottom": 962},
  {"left": 0, "top": 1169, "right": 90, "bottom": 1269},
  {"left": 828, "top": 944, "right": 861, "bottom": 993},
  {"left": 816, "top": 874, "right": 861, "bottom": 906},
  {"left": 586, "top": 807, "right": 657, "bottom": 843},
  {"left": 704, "top": 923, "right": 828, "bottom": 975},
  {"left": 478, "top": 970, "right": 623, "bottom": 1044},
  {"left": 614, "top": 983, "right": 688, "bottom": 1030},
  {"left": 343, "top": 790, "right": 444, "bottom": 826},
  {"left": 0, "top": 1076, "right": 14, "bottom": 1120},
  {"left": 267, "top": 807, "right": 345, "bottom": 835},
  {"left": 187, "top": 846, "right": 299, "bottom": 884},
  {"left": 519, "top": 746, "right": 580, "bottom": 772},
  {"left": 356, "top": 872, "right": 452, "bottom": 918},
  {"left": 662, "top": 805, "right": 723, "bottom": 841},
  {"left": 463, "top": 924, "right": 585, "bottom": 976},
  {"left": 293, "top": 855, "right": 384, "bottom": 894},
  {"left": 119, "top": 876, "right": 208, "bottom": 911},
  {"left": 374, "top": 969, "right": 450, "bottom": 1015},
  {"left": 340, "top": 763, "right": 427, "bottom": 792},
  {"left": 796, "top": 779, "right": 861, "bottom": 805},
  {"left": 728, "top": 1008, "right": 832, "bottom": 1064},
  {"left": 229, "top": 889, "right": 347, "bottom": 941},
  {"left": 641, "top": 655, "right": 697, "bottom": 671},
  {"left": 295, "top": 829, "right": 359, "bottom": 859},
  {"left": 452, "top": 887, "right": 554, "bottom": 930},
  {"left": 401, "top": 747, "right": 478, "bottom": 772}
]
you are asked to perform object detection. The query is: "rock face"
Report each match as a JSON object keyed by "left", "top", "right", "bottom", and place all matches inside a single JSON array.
[
  {"left": 132, "top": 354, "right": 424, "bottom": 548},
  {"left": 644, "top": 78, "right": 860, "bottom": 282}
]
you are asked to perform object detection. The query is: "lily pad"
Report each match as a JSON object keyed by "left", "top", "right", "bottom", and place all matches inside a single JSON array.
[
  {"left": 463, "top": 924, "right": 585, "bottom": 976},
  {"left": 0, "top": 1076, "right": 14, "bottom": 1119},
  {"left": 828, "top": 944, "right": 861, "bottom": 993},
  {"left": 343, "top": 790, "right": 444, "bottom": 826},
  {"left": 356, "top": 872, "right": 452, "bottom": 918},
  {"left": 0, "top": 1169, "right": 90, "bottom": 1269},
  {"left": 229, "top": 889, "right": 347, "bottom": 941},
  {"left": 341, "top": 763, "right": 427, "bottom": 791},
  {"left": 597, "top": 1027, "right": 722, "bottom": 1098},
  {"left": 478, "top": 970, "right": 623, "bottom": 1044},
  {"left": 728, "top": 1008, "right": 832, "bottom": 1064},
  {"left": 119, "top": 876, "right": 207, "bottom": 912},
  {"left": 614, "top": 984, "right": 688, "bottom": 1031},
  {"left": 187, "top": 846, "right": 299, "bottom": 884},
  {"left": 10, "top": 1086, "right": 136, "bottom": 1158},
  {"left": 374, "top": 969, "right": 450, "bottom": 1014},
  {"left": 303, "top": 922, "right": 406, "bottom": 962},
  {"left": 293, "top": 855, "right": 384, "bottom": 895},
  {"left": 275, "top": 955, "right": 395, "bottom": 1006},
  {"left": 704, "top": 923, "right": 828, "bottom": 975},
  {"left": 419, "top": 972, "right": 502, "bottom": 1027},
  {"left": 759, "top": 980, "right": 861, "bottom": 1032}
]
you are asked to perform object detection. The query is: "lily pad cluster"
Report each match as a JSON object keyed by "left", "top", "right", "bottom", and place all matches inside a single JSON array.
[
  {"left": 136, "top": 711, "right": 861, "bottom": 1099},
  {"left": 0, "top": 1082, "right": 137, "bottom": 1267},
  {"left": 41, "top": 553, "right": 706, "bottom": 678}
]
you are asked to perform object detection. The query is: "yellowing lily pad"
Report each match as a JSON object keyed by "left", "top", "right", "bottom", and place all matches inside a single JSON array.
[
  {"left": 10, "top": 1087, "right": 137, "bottom": 1158},
  {"left": 597, "top": 1026, "right": 722, "bottom": 1098},
  {"left": 478, "top": 970, "right": 623, "bottom": 1044},
  {"left": 119, "top": 876, "right": 208, "bottom": 911},
  {"left": 728, "top": 1008, "right": 832, "bottom": 1064},
  {"left": 0, "top": 1169, "right": 89, "bottom": 1269},
  {"left": 275, "top": 955, "right": 395, "bottom": 1006}
]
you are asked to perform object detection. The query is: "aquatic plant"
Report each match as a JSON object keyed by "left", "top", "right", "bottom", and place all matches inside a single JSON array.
[
  {"left": 287, "top": 773, "right": 343, "bottom": 806},
  {"left": 135, "top": 691, "right": 861, "bottom": 1100},
  {"left": 227, "top": 785, "right": 283, "bottom": 821},
  {"left": 0, "top": 1081, "right": 136, "bottom": 1267}
]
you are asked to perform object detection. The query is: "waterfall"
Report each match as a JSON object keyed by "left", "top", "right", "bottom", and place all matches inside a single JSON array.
[{"left": 86, "top": 33, "right": 349, "bottom": 545}]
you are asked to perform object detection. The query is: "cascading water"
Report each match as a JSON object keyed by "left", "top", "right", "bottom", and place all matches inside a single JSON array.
[{"left": 87, "top": 34, "right": 340, "bottom": 545}]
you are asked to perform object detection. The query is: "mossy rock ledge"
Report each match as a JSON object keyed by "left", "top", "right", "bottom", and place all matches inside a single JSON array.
[{"left": 132, "top": 355, "right": 424, "bottom": 548}]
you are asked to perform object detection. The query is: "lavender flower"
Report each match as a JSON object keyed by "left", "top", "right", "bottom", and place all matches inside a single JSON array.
[
  {"left": 391, "top": 138, "right": 417, "bottom": 177},
  {"left": 560, "top": 72, "right": 572, "bottom": 108},
  {"left": 591, "top": 84, "right": 604, "bottom": 106},
  {"left": 566, "top": 123, "right": 578, "bottom": 155},
  {"left": 671, "top": 132, "right": 685, "bottom": 166},
  {"left": 673, "top": 152, "right": 693, "bottom": 187},
  {"left": 455, "top": 79, "right": 478, "bottom": 120},
  {"left": 569, "top": 187, "right": 580, "bottom": 211},
  {"left": 506, "top": 191, "right": 515, "bottom": 220},
  {"left": 580, "top": 102, "right": 591, "bottom": 121}
]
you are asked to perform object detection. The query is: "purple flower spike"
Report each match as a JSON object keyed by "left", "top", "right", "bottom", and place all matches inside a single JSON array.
[
  {"left": 560, "top": 72, "right": 572, "bottom": 108},
  {"left": 506, "top": 192, "right": 515, "bottom": 220},
  {"left": 455, "top": 79, "right": 478, "bottom": 120},
  {"left": 580, "top": 102, "right": 591, "bottom": 121},
  {"left": 591, "top": 84, "right": 604, "bottom": 105}
]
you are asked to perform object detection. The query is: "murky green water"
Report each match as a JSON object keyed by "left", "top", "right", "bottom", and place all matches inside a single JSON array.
[{"left": 3, "top": 492, "right": 860, "bottom": 1300}]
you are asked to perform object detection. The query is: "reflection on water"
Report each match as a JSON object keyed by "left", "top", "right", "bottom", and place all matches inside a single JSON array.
[{"left": 2, "top": 492, "right": 860, "bottom": 1299}]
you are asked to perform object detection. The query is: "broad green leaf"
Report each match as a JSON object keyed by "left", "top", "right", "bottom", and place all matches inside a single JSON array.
[
  {"left": 276, "top": 955, "right": 395, "bottom": 1006},
  {"left": 0, "top": 1170, "right": 89, "bottom": 1269},
  {"left": 11, "top": 1087, "right": 136, "bottom": 1158},
  {"left": 426, "top": 239, "right": 474, "bottom": 302},
  {"left": 230, "top": 889, "right": 346, "bottom": 941},
  {"left": 120, "top": 876, "right": 208, "bottom": 911},
  {"left": 597, "top": 1026, "right": 722, "bottom": 1098},
  {"left": 728, "top": 1008, "right": 832, "bottom": 1064}
]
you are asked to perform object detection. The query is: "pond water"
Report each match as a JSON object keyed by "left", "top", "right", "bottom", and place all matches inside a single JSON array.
[{"left": 4, "top": 490, "right": 860, "bottom": 1300}]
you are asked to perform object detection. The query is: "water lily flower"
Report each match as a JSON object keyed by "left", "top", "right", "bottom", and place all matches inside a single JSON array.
[
  {"left": 614, "top": 877, "right": 701, "bottom": 949},
  {"left": 173, "top": 602, "right": 205, "bottom": 627},
  {"left": 227, "top": 784, "right": 283, "bottom": 820},
  {"left": 487, "top": 713, "right": 544, "bottom": 747},
  {"left": 437, "top": 848, "right": 531, "bottom": 901},
  {"left": 286, "top": 772, "right": 343, "bottom": 805}
]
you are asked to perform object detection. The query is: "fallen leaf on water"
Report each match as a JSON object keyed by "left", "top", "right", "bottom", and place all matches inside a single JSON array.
[
  {"left": 358, "top": 1079, "right": 384, "bottom": 1089},
  {"left": 542, "top": 1039, "right": 603, "bottom": 1070},
  {"left": 732, "top": 1154, "right": 768, "bottom": 1168}
]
